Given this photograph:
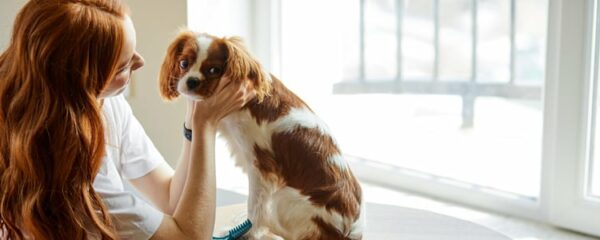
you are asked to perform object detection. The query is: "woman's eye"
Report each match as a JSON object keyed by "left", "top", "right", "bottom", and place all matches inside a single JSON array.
[
  {"left": 179, "top": 60, "right": 189, "bottom": 69},
  {"left": 209, "top": 67, "right": 222, "bottom": 75}
]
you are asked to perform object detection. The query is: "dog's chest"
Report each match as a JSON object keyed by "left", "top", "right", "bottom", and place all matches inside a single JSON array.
[{"left": 218, "top": 110, "right": 274, "bottom": 172}]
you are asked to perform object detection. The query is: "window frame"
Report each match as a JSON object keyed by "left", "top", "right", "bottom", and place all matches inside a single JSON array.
[{"left": 545, "top": 0, "right": 600, "bottom": 235}]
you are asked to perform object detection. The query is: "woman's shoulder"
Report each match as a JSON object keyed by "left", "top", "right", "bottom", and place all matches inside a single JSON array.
[
  {"left": 102, "top": 94, "right": 133, "bottom": 118},
  {"left": 103, "top": 94, "right": 129, "bottom": 110},
  {"left": 101, "top": 94, "right": 134, "bottom": 136}
]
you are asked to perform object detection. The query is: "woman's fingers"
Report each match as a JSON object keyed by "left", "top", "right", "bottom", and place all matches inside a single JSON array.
[
  {"left": 217, "top": 79, "right": 251, "bottom": 103},
  {"left": 221, "top": 81, "right": 254, "bottom": 113},
  {"left": 234, "top": 81, "right": 253, "bottom": 105},
  {"left": 216, "top": 76, "right": 234, "bottom": 93},
  {"left": 192, "top": 77, "right": 256, "bottom": 126},
  {"left": 243, "top": 81, "right": 256, "bottom": 102}
]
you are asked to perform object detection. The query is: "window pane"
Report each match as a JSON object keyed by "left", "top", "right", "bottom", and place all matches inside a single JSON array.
[
  {"left": 439, "top": 0, "right": 472, "bottom": 81},
  {"left": 477, "top": 0, "right": 510, "bottom": 83},
  {"left": 280, "top": 0, "right": 348, "bottom": 94},
  {"left": 515, "top": 0, "right": 548, "bottom": 84},
  {"left": 283, "top": 0, "right": 546, "bottom": 199},
  {"left": 324, "top": 95, "right": 542, "bottom": 198},
  {"left": 403, "top": 0, "right": 434, "bottom": 80},
  {"left": 341, "top": 0, "right": 361, "bottom": 82},
  {"left": 365, "top": 0, "right": 397, "bottom": 81}
]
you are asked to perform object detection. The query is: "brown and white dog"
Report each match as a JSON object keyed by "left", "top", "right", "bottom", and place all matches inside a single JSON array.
[{"left": 159, "top": 31, "right": 363, "bottom": 240}]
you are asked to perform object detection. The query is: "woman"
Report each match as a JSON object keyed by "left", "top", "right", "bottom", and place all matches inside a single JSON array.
[{"left": 0, "top": 0, "right": 252, "bottom": 239}]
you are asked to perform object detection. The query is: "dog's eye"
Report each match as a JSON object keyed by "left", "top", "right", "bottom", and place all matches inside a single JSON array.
[
  {"left": 179, "top": 60, "right": 189, "bottom": 69},
  {"left": 209, "top": 67, "right": 222, "bottom": 75}
]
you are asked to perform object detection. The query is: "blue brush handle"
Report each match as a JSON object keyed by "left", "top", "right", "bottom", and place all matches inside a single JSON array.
[{"left": 212, "top": 219, "right": 252, "bottom": 240}]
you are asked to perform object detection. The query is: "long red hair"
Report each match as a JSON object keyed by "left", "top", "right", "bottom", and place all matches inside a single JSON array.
[{"left": 0, "top": 0, "right": 128, "bottom": 239}]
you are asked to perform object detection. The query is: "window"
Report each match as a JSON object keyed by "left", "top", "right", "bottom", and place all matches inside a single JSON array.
[
  {"left": 282, "top": 0, "right": 547, "bottom": 199},
  {"left": 193, "top": 0, "right": 600, "bottom": 236},
  {"left": 265, "top": 0, "right": 600, "bottom": 236}
]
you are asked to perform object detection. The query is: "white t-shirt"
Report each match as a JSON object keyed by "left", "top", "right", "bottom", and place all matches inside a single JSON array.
[{"left": 93, "top": 95, "right": 165, "bottom": 240}]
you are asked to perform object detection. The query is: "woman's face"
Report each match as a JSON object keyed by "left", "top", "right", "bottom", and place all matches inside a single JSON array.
[{"left": 99, "top": 16, "right": 144, "bottom": 98}]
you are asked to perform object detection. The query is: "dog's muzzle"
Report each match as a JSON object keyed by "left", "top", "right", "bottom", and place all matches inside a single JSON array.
[{"left": 186, "top": 77, "right": 201, "bottom": 90}]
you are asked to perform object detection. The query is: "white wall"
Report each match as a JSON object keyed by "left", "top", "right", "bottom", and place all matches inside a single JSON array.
[
  {"left": 0, "top": 0, "right": 26, "bottom": 51},
  {"left": 125, "top": 0, "right": 188, "bottom": 166}
]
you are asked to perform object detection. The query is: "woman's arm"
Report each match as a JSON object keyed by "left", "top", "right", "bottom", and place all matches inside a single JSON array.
[
  {"left": 130, "top": 81, "right": 250, "bottom": 216},
  {"left": 129, "top": 101, "right": 194, "bottom": 215},
  {"left": 151, "top": 121, "right": 218, "bottom": 240},
  {"left": 149, "top": 78, "right": 251, "bottom": 240},
  {"left": 165, "top": 103, "right": 194, "bottom": 213}
]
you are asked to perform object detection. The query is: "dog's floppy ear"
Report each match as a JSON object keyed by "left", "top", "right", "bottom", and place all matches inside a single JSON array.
[
  {"left": 223, "top": 37, "right": 271, "bottom": 103},
  {"left": 159, "top": 31, "right": 196, "bottom": 101}
]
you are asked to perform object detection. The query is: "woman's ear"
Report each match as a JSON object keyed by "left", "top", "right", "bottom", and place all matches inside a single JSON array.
[
  {"left": 223, "top": 37, "right": 271, "bottom": 103},
  {"left": 159, "top": 31, "right": 196, "bottom": 101}
]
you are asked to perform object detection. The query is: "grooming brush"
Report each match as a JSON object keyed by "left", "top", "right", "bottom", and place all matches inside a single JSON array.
[{"left": 212, "top": 219, "right": 252, "bottom": 240}]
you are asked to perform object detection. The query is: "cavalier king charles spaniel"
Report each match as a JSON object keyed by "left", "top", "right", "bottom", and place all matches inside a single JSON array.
[{"left": 159, "top": 31, "right": 363, "bottom": 240}]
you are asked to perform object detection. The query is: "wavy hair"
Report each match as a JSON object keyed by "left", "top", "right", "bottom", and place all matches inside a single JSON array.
[{"left": 0, "top": 0, "right": 128, "bottom": 239}]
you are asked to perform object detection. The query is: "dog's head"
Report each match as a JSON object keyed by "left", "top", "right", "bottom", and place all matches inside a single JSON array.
[{"left": 159, "top": 31, "right": 271, "bottom": 102}]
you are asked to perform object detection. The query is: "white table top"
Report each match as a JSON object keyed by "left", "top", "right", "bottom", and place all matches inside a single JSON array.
[{"left": 215, "top": 189, "right": 510, "bottom": 240}]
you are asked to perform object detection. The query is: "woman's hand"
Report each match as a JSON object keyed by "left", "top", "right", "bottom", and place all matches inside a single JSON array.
[{"left": 190, "top": 77, "right": 254, "bottom": 129}]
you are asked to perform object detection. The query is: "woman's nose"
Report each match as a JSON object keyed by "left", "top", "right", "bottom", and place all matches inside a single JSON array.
[{"left": 132, "top": 52, "right": 145, "bottom": 71}]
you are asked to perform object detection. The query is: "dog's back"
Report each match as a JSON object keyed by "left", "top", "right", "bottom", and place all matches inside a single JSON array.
[{"left": 219, "top": 76, "right": 363, "bottom": 240}]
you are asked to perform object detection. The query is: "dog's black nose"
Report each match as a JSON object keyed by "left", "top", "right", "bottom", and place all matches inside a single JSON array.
[{"left": 186, "top": 77, "right": 201, "bottom": 90}]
